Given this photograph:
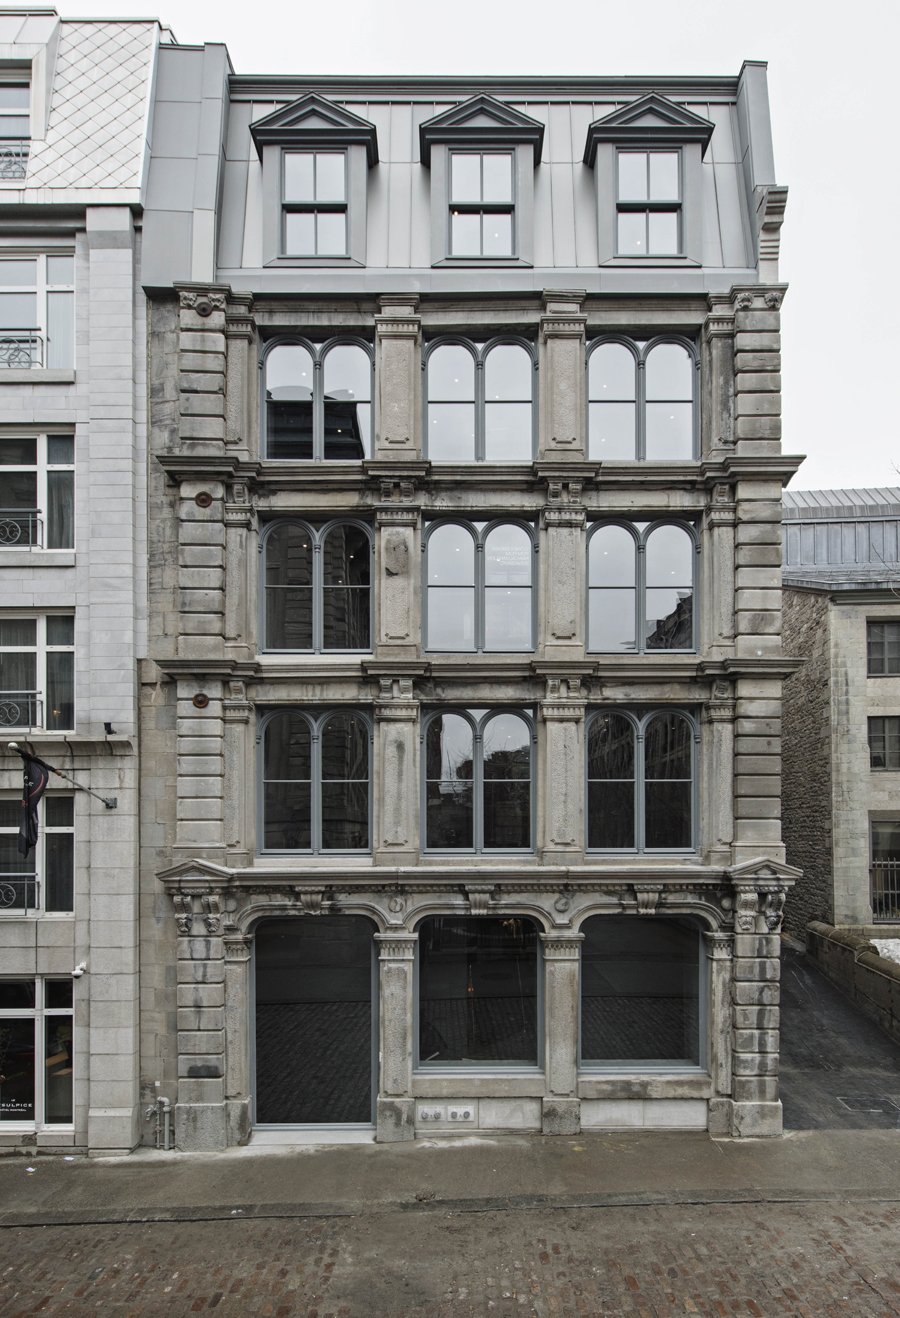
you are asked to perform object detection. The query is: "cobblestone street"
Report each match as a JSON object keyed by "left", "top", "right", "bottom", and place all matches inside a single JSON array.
[{"left": 2, "top": 1196, "right": 900, "bottom": 1317}]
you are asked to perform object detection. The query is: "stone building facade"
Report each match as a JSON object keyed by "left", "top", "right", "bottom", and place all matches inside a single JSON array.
[
  {"left": 139, "top": 56, "right": 801, "bottom": 1149},
  {"left": 783, "top": 488, "right": 900, "bottom": 933},
  {"left": 0, "top": 10, "right": 169, "bottom": 1153}
]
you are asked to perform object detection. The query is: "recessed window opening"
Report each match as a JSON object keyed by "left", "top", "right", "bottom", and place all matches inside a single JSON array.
[
  {"left": 263, "top": 339, "right": 372, "bottom": 461},
  {"left": 0, "top": 978, "right": 73, "bottom": 1125},
  {"left": 262, "top": 520, "right": 372, "bottom": 652},
  {"left": 0, "top": 795, "right": 73, "bottom": 914},
  {"left": 616, "top": 150, "right": 681, "bottom": 256},
  {"left": 425, "top": 520, "right": 535, "bottom": 652},
  {"left": 261, "top": 709, "right": 371, "bottom": 854},
  {"left": 0, "top": 434, "right": 74, "bottom": 548},
  {"left": 424, "top": 708, "right": 533, "bottom": 853},
  {"left": 0, "top": 255, "right": 74, "bottom": 370},
  {"left": 0, "top": 81, "right": 29, "bottom": 180},
  {"left": 449, "top": 152, "right": 514, "bottom": 257},
  {"left": 588, "top": 337, "right": 696, "bottom": 461},
  {"left": 426, "top": 338, "right": 534, "bottom": 462},
  {"left": 282, "top": 151, "right": 348, "bottom": 256},
  {"left": 587, "top": 709, "right": 695, "bottom": 852},
  {"left": 588, "top": 520, "right": 695, "bottom": 652}
]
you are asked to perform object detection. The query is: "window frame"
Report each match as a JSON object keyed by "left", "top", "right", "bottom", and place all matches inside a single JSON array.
[
  {"left": 424, "top": 517, "right": 537, "bottom": 653},
  {"left": 0, "top": 78, "right": 29, "bottom": 181},
  {"left": 260, "top": 335, "right": 374, "bottom": 462},
  {"left": 281, "top": 149, "right": 350, "bottom": 258},
  {"left": 0, "top": 613, "right": 75, "bottom": 733},
  {"left": 258, "top": 707, "right": 373, "bottom": 856},
  {"left": 867, "top": 621, "right": 900, "bottom": 677},
  {"left": 0, "top": 431, "right": 74, "bottom": 550},
  {"left": 423, "top": 335, "right": 537, "bottom": 463},
  {"left": 615, "top": 148, "right": 683, "bottom": 258},
  {"left": 586, "top": 334, "right": 699, "bottom": 462},
  {"left": 586, "top": 518, "right": 698, "bottom": 654},
  {"left": 0, "top": 794, "right": 74, "bottom": 915},
  {"left": 421, "top": 706, "right": 536, "bottom": 856},
  {"left": 259, "top": 517, "right": 374, "bottom": 655},
  {"left": 585, "top": 707, "right": 699, "bottom": 855},
  {"left": 0, "top": 977, "right": 74, "bottom": 1129},
  {"left": 447, "top": 149, "right": 517, "bottom": 259},
  {"left": 868, "top": 715, "right": 900, "bottom": 771},
  {"left": 0, "top": 253, "right": 75, "bottom": 371}
]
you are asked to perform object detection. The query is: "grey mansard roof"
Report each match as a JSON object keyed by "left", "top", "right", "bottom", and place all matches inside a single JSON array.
[{"left": 783, "top": 488, "right": 900, "bottom": 591}]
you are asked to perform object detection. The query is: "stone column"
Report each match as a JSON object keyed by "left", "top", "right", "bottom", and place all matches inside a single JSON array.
[
  {"left": 374, "top": 677, "right": 419, "bottom": 865},
  {"left": 176, "top": 286, "right": 228, "bottom": 455},
  {"left": 729, "top": 886, "right": 785, "bottom": 1137},
  {"left": 733, "top": 674, "right": 783, "bottom": 864},
  {"left": 173, "top": 893, "right": 227, "bottom": 1150},
  {"left": 538, "top": 290, "right": 586, "bottom": 458},
  {"left": 223, "top": 932, "right": 252, "bottom": 1146},
  {"left": 703, "top": 930, "right": 734, "bottom": 1136},
  {"left": 375, "top": 506, "right": 420, "bottom": 662},
  {"left": 541, "top": 933, "right": 584, "bottom": 1134},
  {"left": 375, "top": 932, "right": 418, "bottom": 1142},
  {"left": 374, "top": 295, "right": 420, "bottom": 456},
  {"left": 223, "top": 680, "right": 253, "bottom": 865},
  {"left": 224, "top": 293, "right": 254, "bottom": 455},
  {"left": 224, "top": 479, "right": 255, "bottom": 663},
  {"left": 703, "top": 680, "right": 735, "bottom": 867},
  {"left": 703, "top": 484, "right": 735, "bottom": 655},
  {"left": 539, "top": 679, "right": 585, "bottom": 864},
  {"left": 540, "top": 502, "right": 586, "bottom": 660}
]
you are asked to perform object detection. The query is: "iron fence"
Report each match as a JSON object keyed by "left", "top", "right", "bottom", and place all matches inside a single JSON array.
[
  {"left": 0, "top": 331, "right": 42, "bottom": 368},
  {"left": 870, "top": 860, "right": 900, "bottom": 922},
  {"left": 0, "top": 508, "right": 41, "bottom": 547},
  {"left": 0, "top": 874, "right": 38, "bottom": 913},
  {"left": 0, "top": 690, "right": 40, "bottom": 729},
  {"left": 0, "top": 141, "right": 28, "bottom": 180}
]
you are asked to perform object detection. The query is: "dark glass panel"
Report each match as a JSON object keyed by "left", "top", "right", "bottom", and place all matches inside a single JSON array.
[
  {"left": 322, "top": 524, "right": 370, "bottom": 588},
  {"left": 0, "top": 617, "right": 35, "bottom": 646},
  {"left": 46, "top": 616, "right": 73, "bottom": 646},
  {"left": 255, "top": 916, "right": 373, "bottom": 1123},
  {"left": 46, "top": 471, "right": 73, "bottom": 548},
  {"left": 321, "top": 780, "right": 369, "bottom": 850},
  {"left": 872, "top": 821, "right": 900, "bottom": 859},
  {"left": 483, "top": 713, "right": 530, "bottom": 778},
  {"left": 321, "top": 712, "right": 368, "bottom": 784},
  {"left": 644, "top": 713, "right": 692, "bottom": 849},
  {"left": 0, "top": 800, "right": 17, "bottom": 826},
  {"left": 266, "top": 587, "right": 313, "bottom": 650},
  {"left": 47, "top": 436, "right": 73, "bottom": 464},
  {"left": 645, "top": 526, "right": 693, "bottom": 649},
  {"left": 0, "top": 831, "right": 35, "bottom": 909},
  {"left": 0, "top": 980, "right": 34, "bottom": 1008},
  {"left": 44, "top": 831, "right": 73, "bottom": 911},
  {"left": 617, "top": 152, "right": 647, "bottom": 201},
  {"left": 482, "top": 780, "right": 530, "bottom": 849},
  {"left": 264, "top": 712, "right": 311, "bottom": 781},
  {"left": 266, "top": 524, "right": 313, "bottom": 587},
  {"left": 580, "top": 916, "right": 700, "bottom": 1064},
  {"left": 587, "top": 780, "right": 635, "bottom": 849},
  {"left": 44, "top": 1017, "right": 73, "bottom": 1122},
  {"left": 45, "top": 797, "right": 73, "bottom": 825},
  {"left": 46, "top": 651, "right": 73, "bottom": 730},
  {"left": 484, "top": 402, "right": 532, "bottom": 461},
  {"left": 427, "top": 345, "right": 475, "bottom": 401},
  {"left": 265, "top": 344, "right": 314, "bottom": 459},
  {"left": 644, "top": 712, "right": 692, "bottom": 781},
  {"left": 425, "top": 714, "right": 473, "bottom": 849},
  {"left": 645, "top": 588, "right": 693, "bottom": 650},
  {"left": 45, "top": 981, "right": 72, "bottom": 1008},
  {"left": 322, "top": 587, "right": 370, "bottom": 650},
  {"left": 587, "top": 712, "right": 634, "bottom": 780},
  {"left": 264, "top": 782, "right": 311, "bottom": 850},
  {"left": 0, "top": 470, "right": 35, "bottom": 507},
  {"left": 323, "top": 400, "right": 370, "bottom": 460},
  {"left": 418, "top": 916, "right": 537, "bottom": 1064},
  {"left": 645, "top": 781, "right": 692, "bottom": 849},
  {"left": 0, "top": 438, "right": 35, "bottom": 464},
  {"left": 0, "top": 1018, "right": 34, "bottom": 1120}
]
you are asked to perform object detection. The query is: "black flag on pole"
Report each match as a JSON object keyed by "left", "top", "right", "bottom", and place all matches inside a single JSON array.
[{"left": 18, "top": 751, "right": 51, "bottom": 857}]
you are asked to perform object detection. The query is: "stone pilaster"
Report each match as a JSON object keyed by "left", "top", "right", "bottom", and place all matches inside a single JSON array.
[
  {"left": 541, "top": 933, "right": 584, "bottom": 1134},
  {"left": 223, "top": 478, "right": 255, "bottom": 661},
  {"left": 539, "top": 289, "right": 587, "bottom": 458},
  {"left": 375, "top": 505, "right": 420, "bottom": 661},
  {"left": 539, "top": 677, "right": 585, "bottom": 864},
  {"left": 728, "top": 885, "right": 785, "bottom": 1136},
  {"left": 177, "top": 479, "right": 225, "bottom": 661},
  {"left": 176, "top": 286, "right": 228, "bottom": 451},
  {"left": 703, "top": 931, "right": 734, "bottom": 1136},
  {"left": 223, "top": 680, "right": 253, "bottom": 864},
  {"left": 223, "top": 933, "right": 252, "bottom": 1145},
  {"left": 731, "top": 285, "right": 786, "bottom": 461},
  {"left": 173, "top": 896, "right": 227, "bottom": 1150},
  {"left": 374, "top": 677, "right": 419, "bottom": 865},
  {"left": 702, "top": 679, "right": 735, "bottom": 866},
  {"left": 703, "top": 484, "right": 736, "bottom": 654},
  {"left": 733, "top": 675, "right": 783, "bottom": 860},
  {"left": 540, "top": 501, "right": 586, "bottom": 658},
  {"left": 375, "top": 933, "right": 418, "bottom": 1142},
  {"left": 176, "top": 680, "right": 225, "bottom": 854},
  {"left": 224, "top": 293, "right": 254, "bottom": 453},
  {"left": 375, "top": 295, "right": 421, "bottom": 456},
  {"left": 703, "top": 295, "right": 735, "bottom": 454}
]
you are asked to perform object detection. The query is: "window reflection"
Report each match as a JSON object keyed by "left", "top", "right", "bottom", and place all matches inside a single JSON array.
[
  {"left": 425, "top": 709, "right": 532, "bottom": 852},
  {"left": 588, "top": 521, "right": 695, "bottom": 654},
  {"left": 263, "top": 521, "right": 371, "bottom": 652},
  {"left": 264, "top": 340, "right": 372, "bottom": 460},
  {"left": 586, "top": 709, "right": 694, "bottom": 852},
  {"left": 262, "top": 709, "right": 370, "bottom": 853}
]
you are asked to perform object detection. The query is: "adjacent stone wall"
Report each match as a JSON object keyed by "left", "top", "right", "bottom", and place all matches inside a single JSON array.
[
  {"left": 782, "top": 588, "right": 833, "bottom": 932},
  {"left": 806, "top": 922, "right": 900, "bottom": 1045}
]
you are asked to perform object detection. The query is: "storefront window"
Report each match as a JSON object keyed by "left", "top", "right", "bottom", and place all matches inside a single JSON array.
[{"left": 0, "top": 978, "right": 73, "bottom": 1124}]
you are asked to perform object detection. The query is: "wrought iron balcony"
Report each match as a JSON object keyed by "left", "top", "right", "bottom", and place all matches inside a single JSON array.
[
  {"left": 0, "top": 330, "right": 41, "bottom": 368},
  {"left": 0, "top": 873, "right": 38, "bottom": 914},
  {"left": 870, "top": 860, "right": 900, "bottom": 922},
  {"left": 0, "top": 508, "right": 41, "bottom": 547},
  {"left": 0, "top": 140, "right": 28, "bottom": 180},
  {"left": 0, "top": 690, "right": 40, "bottom": 729}
]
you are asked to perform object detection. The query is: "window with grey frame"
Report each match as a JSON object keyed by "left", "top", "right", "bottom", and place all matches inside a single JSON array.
[
  {"left": 871, "top": 821, "right": 900, "bottom": 922},
  {"left": 260, "top": 709, "right": 371, "bottom": 854},
  {"left": 0, "top": 434, "right": 74, "bottom": 549},
  {"left": 423, "top": 708, "right": 533, "bottom": 853},
  {"left": 262, "top": 519, "right": 372, "bottom": 653},
  {"left": 282, "top": 150, "right": 348, "bottom": 256},
  {"left": 262, "top": 338, "right": 373, "bottom": 461},
  {"left": 580, "top": 916, "right": 702, "bottom": 1067},
  {"left": 867, "top": 621, "right": 900, "bottom": 676},
  {"left": 868, "top": 716, "right": 900, "bottom": 770},
  {"left": 587, "top": 520, "right": 696, "bottom": 653},
  {"left": 587, "top": 337, "right": 697, "bottom": 461},
  {"left": 425, "top": 338, "right": 535, "bottom": 462},
  {"left": 616, "top": 149, "right": 681, "bottom": 257},
  {"left": 448, "top": 151, "right": 515, "bottom": 257},
  {"left": 425, "top": 519, "right": 535, "bottom": 652},
  {"left": 586, "top": 709, "right": 696, "bottom": 853}
]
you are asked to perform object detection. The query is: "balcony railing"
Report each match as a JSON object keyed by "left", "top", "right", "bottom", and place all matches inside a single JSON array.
[
  {"left": 0, "top": 690, "right": 40, "bottom": 729},
  {"left": 0, "top": 873, "right": 38, "bottom": 914},
  {"left": 870, "top": 860, "right": 900, "bottom": 922},
  {"left": 0, "top": 508, "right": 41, "bottom": 547},
  {"left": 0, "top": 330, "right": 42, "bottom": 368},
  {"left": 0, "top": 140, "right": 28, "bottom": 180}
]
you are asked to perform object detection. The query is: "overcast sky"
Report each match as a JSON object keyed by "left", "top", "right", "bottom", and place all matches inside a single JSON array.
[{"left": 52, "top": 0, "right": 898, "bottom": 492}]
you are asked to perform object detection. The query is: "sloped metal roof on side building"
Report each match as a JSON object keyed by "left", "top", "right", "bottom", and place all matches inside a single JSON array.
[
  {"left": 783, "top": 488, "right": 900, "bottom": 589},
  {"left": 26, "top": 21, "right": 158, "bottom": 190}
]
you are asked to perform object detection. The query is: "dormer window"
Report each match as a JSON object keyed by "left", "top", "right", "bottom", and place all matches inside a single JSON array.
[
  {"left": 251, "top": 93, "right": 378, "bottom": 267},
  {"left": 420, "top": 95, "right": 543, "bottom": 266},
  {"left": 584, "top": 93, "right": 713, "bottom": 266},
  {"left": 0, "top": 81, "right": 28, "bottom": 180}
]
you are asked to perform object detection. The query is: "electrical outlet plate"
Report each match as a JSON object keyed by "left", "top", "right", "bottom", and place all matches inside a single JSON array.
[{"left": 417, "top": 1105, "right": 444, "bottom": 1122}]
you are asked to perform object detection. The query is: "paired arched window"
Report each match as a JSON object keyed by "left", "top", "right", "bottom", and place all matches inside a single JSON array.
[
  {"left": 425, "top": 338, "right": 535, "bottom": 462},
  {"left": 423, "top": 708, "right": 533, "bottom": 852},
  {"left": 425, "top": 520, "right": 535, "bottom": 652},
  {"left": 261, "top": 520, "right": 372, "bottom": 652},
  {"left": 586, "top": 709, "right": 696, "bottom": 852},
  {"left": 587, "top": 337, "right": 696, "bottom": 461},
  {"left": 260, "top": 709, "right": 371, "bottom": 853},
  {"left": 587, "top": 520, "right": 696, "bottom": 652},
  {"left": 262, "top": 338, "right": 373, "bottom": 460}
]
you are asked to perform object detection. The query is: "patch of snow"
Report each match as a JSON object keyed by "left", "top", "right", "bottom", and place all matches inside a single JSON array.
[{"left": 872, "top": 938, "right": 900, "bottom": 965}]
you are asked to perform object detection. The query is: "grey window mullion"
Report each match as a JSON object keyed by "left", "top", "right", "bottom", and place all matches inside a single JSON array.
[
  {"left": 310, "top": 722, "right": 322, "bottom": 853},
  {"left": 312, "top": 353, "right": 324, "bottom": 460},
  {"left": 475, "top": 534, "right": 485, "bottom": 650},
  {"left": 636, "top": 355, "right": 647, "bottom": 461},
  {"left": 475, "top": 353, "right": 486, "bottom": 460},
  {"left": 474, "top": 722, "right": 484, "bottom": 853},
  {"left": 635, "top": 721, "right": 646, "bottom": 851},
  {"left": 635, "top": 537, "right": 646, "bottom": 654}
]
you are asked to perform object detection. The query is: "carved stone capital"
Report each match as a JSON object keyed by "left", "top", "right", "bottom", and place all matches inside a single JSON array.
[
  {"left": 376, "top": 506, "right": 419, "bottom": 527},
  {"left": 375, "top": 932, "right": 418, "bottom": 960},
  {"left": 540, "top": 933, "right": 585, "bottom": 958},
  {"left": 224, "top": 935, "right": 252, "bottom": 963},
  {"left": 543, "top": 505, "right": 586, "bottom": 528},
  {"left": 703, "top": 931, "right": 733, "bottom": 959}
]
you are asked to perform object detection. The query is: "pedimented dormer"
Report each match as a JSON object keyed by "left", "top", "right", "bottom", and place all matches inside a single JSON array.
[
  {"left": 583, "top": 92, "right": 715, "bottom": 266},
  {"left": 419, "top": 95, "right": 544, "bottom": 267},
  {"left": 251, "top": 93, "right": 379, "bottom": 267}
]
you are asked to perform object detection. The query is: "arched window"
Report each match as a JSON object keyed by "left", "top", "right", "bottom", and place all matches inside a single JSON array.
[
  {"left": 586, "top": 709, "right": 696, "bottom": 852},
  {"left": 424, "top": 708, "right": 533, "bottom": 852},
  {"left": 260, "top": 709, "right": 371, "bottom": 853},
  {"left": 425, "top": 520, "right": 534, "bottom": 652},
  {"left": 587, "top": 520, "right": 696, "bottom": 653},
  {"left": 262, "top": 338, "right": 372, "bottom": 460},
  {"left": 587, "top": 337, "right": 696, "bottom": 461},
  {"left": 262, "top": 520, "right": 372, "bottom": 652},
  {"left": 426, "top": 339, "right": 534, "bottom": 462}
]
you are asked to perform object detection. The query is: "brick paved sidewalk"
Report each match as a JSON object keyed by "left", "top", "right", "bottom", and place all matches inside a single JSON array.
[{"left": 2, "top": 1198, "right": 900, "bottom": 1317}]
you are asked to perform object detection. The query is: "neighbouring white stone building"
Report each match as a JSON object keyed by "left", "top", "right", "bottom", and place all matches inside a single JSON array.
[
  {"left": 136, "top": 50, "right": 803, "bottom": 1150},
  {"left": 0, "top": 9, "right": 171, "bottom": 1153}
]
